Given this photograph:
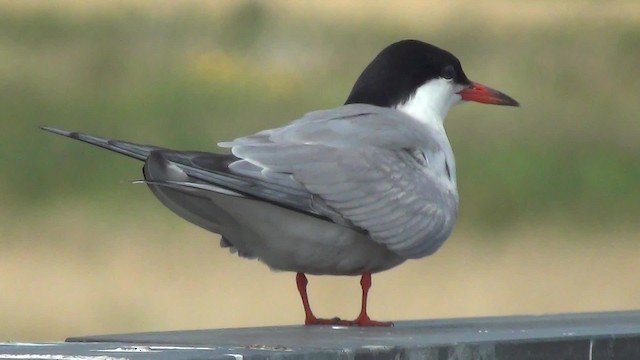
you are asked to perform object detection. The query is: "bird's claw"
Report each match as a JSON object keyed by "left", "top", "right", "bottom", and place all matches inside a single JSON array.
[
  {"left": 305, "top": 316, "right": 352, "bottom": 326},
  {"left": 305, "top": 315, "right": 393, "bottom": 327}
]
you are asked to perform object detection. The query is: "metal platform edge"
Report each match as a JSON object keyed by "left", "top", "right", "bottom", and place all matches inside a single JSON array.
[{"left": 2, "top": 310, "right": 640, "bottom": 360}]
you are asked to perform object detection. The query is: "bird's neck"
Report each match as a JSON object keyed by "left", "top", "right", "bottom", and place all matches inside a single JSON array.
[{"left": 394, "top": 80, "right": 460, "bottom": 132}]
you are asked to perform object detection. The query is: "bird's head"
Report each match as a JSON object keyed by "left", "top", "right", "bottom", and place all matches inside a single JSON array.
[{"left": 345, "top": 40, "right": 519, "bottom": 127}]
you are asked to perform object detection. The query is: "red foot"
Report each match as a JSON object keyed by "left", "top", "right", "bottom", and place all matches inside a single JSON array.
[
  {"left": 304, "top": 316, "right": 353, "bottom": 326},
  {"left": 305, "top": 314, "right": 393, "bottom": 327},
  {"left": 348, "top": 313, "right": 394, "bottom": 327}
]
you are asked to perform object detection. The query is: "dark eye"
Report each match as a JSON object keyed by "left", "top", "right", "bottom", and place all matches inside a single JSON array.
[{"left": 441, "top": 65, "right": 455, "bottom": 80}]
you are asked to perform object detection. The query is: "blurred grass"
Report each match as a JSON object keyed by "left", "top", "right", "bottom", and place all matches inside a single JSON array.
[
  {"left": 1, "top": 1, "right": 639, "bottom": 229},
  {"left": 2, "top": 205, "right": 639, "bottom": 341},
  {"left": 1, "top": 0, "right": 640, "bottom": 341}
]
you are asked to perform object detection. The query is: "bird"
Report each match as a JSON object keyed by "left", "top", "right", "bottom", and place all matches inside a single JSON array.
[{"left": 42, "top": 39, "right": 519, "bottom": 327}]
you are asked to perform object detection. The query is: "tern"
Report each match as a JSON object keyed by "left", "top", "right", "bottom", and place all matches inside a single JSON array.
[{"left": 42, "top": 40, "right": 519, "bottom": 327}]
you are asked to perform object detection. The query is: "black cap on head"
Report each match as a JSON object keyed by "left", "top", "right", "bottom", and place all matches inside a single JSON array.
[{"left": 345, "top": 40, "right": 471, "bottom": 107}]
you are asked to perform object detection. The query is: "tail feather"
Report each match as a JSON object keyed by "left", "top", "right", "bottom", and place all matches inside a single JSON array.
[{"left": 41, "top": 126, "right": 164, "bottom": 161}]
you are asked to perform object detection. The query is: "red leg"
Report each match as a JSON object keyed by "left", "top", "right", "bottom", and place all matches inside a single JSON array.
[
  {"left": 296, "top": 272, "right": 317, "bottom": 325},
  {"left": 296, "top": 272, "right": 351, "bottom": 326},
  {"left": 351, "top": 272, "right": 393, "bottom": 327}
]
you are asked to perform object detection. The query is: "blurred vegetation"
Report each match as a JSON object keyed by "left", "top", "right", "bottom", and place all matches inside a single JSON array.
[
  {"left": 1, "top": 1, "right": 639, "bottom": 231},
  {"left": 1, "top": 1, "right": 640, "bottom": 342}
]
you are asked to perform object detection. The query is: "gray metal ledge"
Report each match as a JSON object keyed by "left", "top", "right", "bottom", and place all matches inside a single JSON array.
[{"left": 2, "top": 310, "right": 640, "bottom": 359}]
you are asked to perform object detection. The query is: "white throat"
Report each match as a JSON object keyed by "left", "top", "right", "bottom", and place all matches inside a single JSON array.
[{"left": 395, "top": 78, "right": 462, "bottom": 130}]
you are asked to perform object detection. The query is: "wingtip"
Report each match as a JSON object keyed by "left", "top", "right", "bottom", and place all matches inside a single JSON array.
[{"left": 40, "top": 126, "right": 72, "bottom": 136}]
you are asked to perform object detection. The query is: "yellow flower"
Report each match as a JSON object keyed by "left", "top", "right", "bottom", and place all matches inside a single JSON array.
[{"left": 186, "top": 50, "right": 301, "bottom": 97}]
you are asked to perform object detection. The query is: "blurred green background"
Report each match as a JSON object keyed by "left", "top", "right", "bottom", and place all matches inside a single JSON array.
[{"left": 1, "top": 0, "right": 639, "bottom": 341}]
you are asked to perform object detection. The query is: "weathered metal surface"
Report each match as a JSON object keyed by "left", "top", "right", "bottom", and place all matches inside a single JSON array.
[{"left": 2, "top": 310, "right": 640, "bottom": 359}]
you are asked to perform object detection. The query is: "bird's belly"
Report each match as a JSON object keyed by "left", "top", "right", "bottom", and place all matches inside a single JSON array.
[{"left": 210, "top": 193, "right": 406, "bottom": 275}]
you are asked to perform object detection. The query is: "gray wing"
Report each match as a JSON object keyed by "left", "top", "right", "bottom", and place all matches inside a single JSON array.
[
  {"left": 40, "top": 126, "right": 327, "bottom": 219},
  {"left": 40, "top": 126, "right": 339, "bottom": 224},
  {"left": 222, "top": 104, "right": 459, "bottom": 258},
  {"left": 42, "top": 104, "right": 459, "bottom": 258}
]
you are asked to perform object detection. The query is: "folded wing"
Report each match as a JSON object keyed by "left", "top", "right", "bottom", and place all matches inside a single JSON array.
[
  {"left": 222, "top": 104, "right": 459, "bottom": 258},
  {"left": 42, "top": 104, "right": 459, "bottom": 259}
]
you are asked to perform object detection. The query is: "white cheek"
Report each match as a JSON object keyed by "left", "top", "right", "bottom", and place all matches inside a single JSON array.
[
  {"left": 395, "top": 78, "right": 460, "bottom": 128},
  {"left": 449, "top": 93, "right": 462, "bottom": 106}
]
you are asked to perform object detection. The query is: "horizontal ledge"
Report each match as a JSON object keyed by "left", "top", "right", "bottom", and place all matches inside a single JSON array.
[
  {"left": 67, "top": 310, "right": 640, "bottom": 346},
  {"left": 3, "top": 310, "right": 640, "bottom": 360}
]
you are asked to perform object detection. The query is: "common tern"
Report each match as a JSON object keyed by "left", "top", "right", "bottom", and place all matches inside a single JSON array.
[{"left": 42, "top": 39, "right": 519, "bottom": 327}]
